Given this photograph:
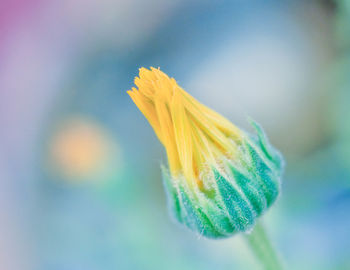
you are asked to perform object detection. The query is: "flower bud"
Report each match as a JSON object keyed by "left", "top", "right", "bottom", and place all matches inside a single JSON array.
[{"left": 127, "top": 67, "right": 283, "bottom": 238}]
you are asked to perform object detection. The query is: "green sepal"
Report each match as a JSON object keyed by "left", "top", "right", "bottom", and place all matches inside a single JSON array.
[
  {"left": 177, "top": 187, "right": 222, "bottom": 238},
  {"left": 245, "top": 142, "right": 280, "bottom": 207},
  {"left": 248, "top": 119, "right": 284, "bottom": 172},
  {"left": 203, "top": 200, "right": 236, "bottom": 236},
  {"left": 214, "top": 169, "right": 255, "bottom": 232},
  {"left": 228, "top": 164, "right": 267, "bottom": 215}
]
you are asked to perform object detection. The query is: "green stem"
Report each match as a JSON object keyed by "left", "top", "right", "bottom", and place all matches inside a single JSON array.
[{"left": 244, "top": 221, "right": 283, "bottom": 270}]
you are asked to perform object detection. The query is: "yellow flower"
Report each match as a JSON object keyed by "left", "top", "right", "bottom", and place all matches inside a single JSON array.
[
  {"left": 128, "top": 67, "right": 283, "bottom": 238},
  {"left": 128, "top": 68, "right": 243, "bottom": 186}
]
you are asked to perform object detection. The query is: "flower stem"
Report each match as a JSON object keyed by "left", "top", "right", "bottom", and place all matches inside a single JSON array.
[{"left": 244, "top": 221, "right": 283, "bottom": 270}]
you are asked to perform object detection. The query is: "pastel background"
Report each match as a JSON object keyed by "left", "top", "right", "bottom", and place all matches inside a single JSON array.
[{"left": 0, "top": 0, "right": 349, "bottom": 270}]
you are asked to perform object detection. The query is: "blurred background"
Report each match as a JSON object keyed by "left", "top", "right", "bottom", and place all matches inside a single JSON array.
[{"left": 1, "top": 0, "right": 349, "bottom": 269}]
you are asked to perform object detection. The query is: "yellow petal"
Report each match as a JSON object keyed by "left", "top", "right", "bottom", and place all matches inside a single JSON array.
[{"left": 127, "top": 67, "right": 242, "bottom": 187}]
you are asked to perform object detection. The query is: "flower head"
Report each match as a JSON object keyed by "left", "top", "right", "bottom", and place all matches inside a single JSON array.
[{"left": 128, "top": 67, "right": 283, "bottom": 238}]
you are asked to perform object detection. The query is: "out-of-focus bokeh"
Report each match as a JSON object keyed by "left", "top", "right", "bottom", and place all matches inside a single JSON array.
[{"left": 1, "top": 0, "right": 349, "bottom": 269}]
